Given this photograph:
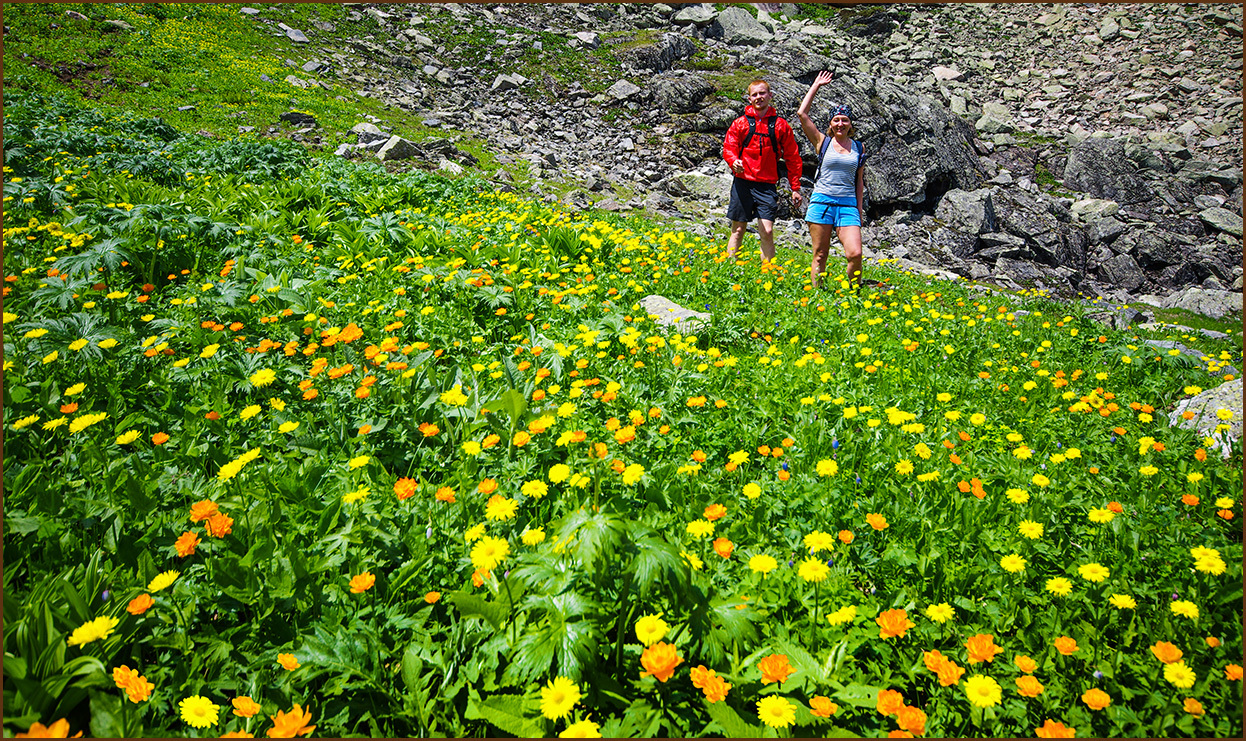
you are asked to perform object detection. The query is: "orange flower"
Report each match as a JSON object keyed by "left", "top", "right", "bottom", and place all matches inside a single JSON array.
[
  {"left": 232, "top": 696, "right": 262, "bottom": 718},
  {"left": 60, "top": 402, "right": 79, "bottom": 415},
  {"left": 348, "top": 572, "right": 375, "bottom": 594},
  {"left": 969, "top": 478, "right": 986, "bottom": 499},
  {"left": 965, "top": 634, "right": 1004, "bottom": 663},
  {"left": 14, "top": 718, "right": 83, "bottom": 738},
  {"left": 876, "top": 609, "right": 914, "bottom": 640},
  {"left": 472, "top": 569, "right": 488, "bottom": 587},
  {"left": 896, "top": 705, "right": 926, "bottom": 736},
  {"left": 1014, "top": 655, "right": 1038, "bottom": 674},
  {"left": 866, "top": 513, "right": 889, "bottom": 530},
  {"left": 1034, "top": 719, "right": 1075, "bottom": 738},
  {"left": 935, "top": 659, "right": 965, "bottom": 687},
  {"left": 393, "top": 478, "right": 418, "bottom": 501},
  {"left": 922, "top": 650, "right": 948, "bottom": 673},
  {"left": 639, "top": 642, "right": 683, "bottom": 682},
  {"left": 1195, "top": 448, "right": 1207, "bottom": 462},
  {"left": 689, "top": 667, "right": 731, "bottom": 703},
  {"left": 1217, "top": 509, "right": 1234, "bottom": 520},
  {"left": 758, "top": 653, "right": 795, "bottom": 685},
  {"left": 205, "top": 411, "right": 221, "bottom": 421},
  {"left": 204, "top": 513, "right": 233, "bottom": 538},
  {"left": 703, "top": 503, "right": 727, "bottom": 521},
  {"left": 1206, "top": 636, "right": 1222, "bottom": 648},
  {"left": 112, "top": 665, "right": 154, "bottom": 703},
  {"left": 1106, "top": 501, "right": 1123, "bottom": 513},
  {"left": 435, "top": 487, "right": 456, "bottom": 503},
  {"left": 1053, "top": 636, "right": 1079, "bottom": 656},
  {"left": 277, "top": 653, "right": 300, "bottom": 671},
  {"left": 267, "top": 703, "right": 316, "bottom": 738},
  {"left": 1183, "top": 698, "right": 1205, "bottom": 716},
  {"left": 1016, "top": 675, "right": 1044, "bottom": 697},
  {"left": 838, "top": 530, "right": 854, "bottom": 544},
  {"left": 1081, "top": 688, "right": 1111, "bottom": 710},
  {"left": 151, "top": 432, "right": 169, "bottom": 445},
  {"left": 777, "top": 469, "right": 790, "bottom": 481},
  {"left": 1224, "top": 664, "right": 1242, "bottom": 681},
  {"left": 126, "top": 594, "right": 154, "bottom": 615},
  {"left": 876, "top": 689, "right": 905, "bottom": 716},
  {"left": 712, "top": 537, "right": 734, "bottom": 559},
  {"left": 957, "top": 480, "right": 970, "bottom": 493},
  {"left": 1150, "top": 641, "right": 1183, "bottom": 664},
  {"left": 809, "top": 696, "right": 839, "bottom": 718},
  {"left": 478, "top": 478, "right": 498, "bottom": 495},
  {"left": 174, "top": 531, "right": 201, "bottom": 557},
  {"left": 424, "top": 591, "right": 441, "bottom": 604},
  {"left": 887, "top": 732, "right": 913, "bottom": 739},
  {"left": 1182, "top": 494, "right": 1200, "bottom": 506},
  {"left": 189, "top": 500, "right": 219, "bottom": 522},
  {"left": 512, "top": 431, "right": 530, "bottom": 446},
  {"left": 221, "top": 732, "right": 254, "bottom": 738},
  {"left": 419, "top": 422, "right": 440, "bottom": 437}
]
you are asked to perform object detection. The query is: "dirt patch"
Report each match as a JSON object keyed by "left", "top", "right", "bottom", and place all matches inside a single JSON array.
[{"left": 25, "top": 52, "right": 117, "bottom": 99}]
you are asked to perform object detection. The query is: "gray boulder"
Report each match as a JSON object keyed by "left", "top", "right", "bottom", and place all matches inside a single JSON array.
[
  {"left": 1168, "top": 382, "right": 1243, "bottom": 458},
  {"left": 1096, "top": 253, "right": 1147, "bottom": 292},
  {"left": 1062, "top": 137, "right": 1153, "bottom": 204},
  {"left": 617, "top": 32, "right": 696, "bottom": 71},
  {"left": 1198, "top": 207, "right": 1243, "bottom": 238},
  {"left": 717, "top": 6, "right": 773, "bottom": 46},
  {"left": 1154, "top": 287, "right": 1243, "bottom": 320},
  {"left": 606, "top": 79, "right": 643, "bottom": 101},
  {"left": 648, "top": 71, "right": 715, "bottom": 114},
  {"left": 351, "top": 122, "right": 388, "bottom": 146},
  {"left": 376, "top": 136, "right": 420, "bottom": 161},
  {"left": 639, "top": 295, "right": 711, "bottom": 334},
  {"left": 739, "top": 43, "right": 832, "bottom": 81},
  {"left": 936, "top": 189, "right": 995, "bottom": 235},
  {"left": 672, "top": 3, "right": 717, "bottom": 27}
]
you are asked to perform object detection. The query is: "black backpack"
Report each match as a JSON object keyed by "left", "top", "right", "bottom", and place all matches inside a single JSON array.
[{"left": 737, "top": 113, "right": 787, "bottom": 182}]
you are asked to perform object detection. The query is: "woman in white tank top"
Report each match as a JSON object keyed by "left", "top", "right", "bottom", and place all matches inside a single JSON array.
[{"left": 796, "top": 71, "right": 867, "bottom": 290}]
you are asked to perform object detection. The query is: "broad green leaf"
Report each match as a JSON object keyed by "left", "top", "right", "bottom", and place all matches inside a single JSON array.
[
  {"left": 447, "top": 590, "right": 506, "bottom": 632},
  {"left": 464, "top": 692, "right": 543, "bottom": 738}
]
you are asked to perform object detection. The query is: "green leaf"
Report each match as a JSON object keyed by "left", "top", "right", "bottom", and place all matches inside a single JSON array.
[
  {"left": 483, "top": 387, "right": 528, "bottom": 431},
  {"left": 316, "top": 497, "right": 342, "bottom": 539},
  {"left": 401, "top": 643, "right": 425, "bottom": 695},
  {"left": 447, "top": 590, "right": 506, "bottom": 632},
  {"left": 88, "top": 688, "right": 124, "bottom": 738},
  {"left": 705, "top": 698, "right": 762, "bottom": 738},
  {"left": 834, "top": 682, "right": 883, "bottom": 708},
  {"left": 465, "top": 692, "right": 544, "bottom": 738}
]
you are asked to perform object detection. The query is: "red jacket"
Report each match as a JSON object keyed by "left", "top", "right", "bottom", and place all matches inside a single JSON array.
[{"left": 722, "top": 105, "right": 803, "bottom": 191}]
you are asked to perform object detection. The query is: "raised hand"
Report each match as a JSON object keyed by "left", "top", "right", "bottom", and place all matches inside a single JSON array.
[{"left": 813, "top": 70, "right": 834, "bottom": 88}]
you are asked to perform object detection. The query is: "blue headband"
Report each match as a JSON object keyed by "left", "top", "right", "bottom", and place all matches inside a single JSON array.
[{"left": 829, "top": 104, "right": 853, "bottom": 122}]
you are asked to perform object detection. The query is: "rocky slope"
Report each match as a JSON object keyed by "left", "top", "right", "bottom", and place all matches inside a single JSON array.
[{"left": 222, "top": 4, "right": 1245, "bottom": 313}]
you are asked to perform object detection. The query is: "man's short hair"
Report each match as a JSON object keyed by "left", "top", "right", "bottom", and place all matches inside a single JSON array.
[{"left": 747, "top": 79, "right": 770, "bottom": 93}]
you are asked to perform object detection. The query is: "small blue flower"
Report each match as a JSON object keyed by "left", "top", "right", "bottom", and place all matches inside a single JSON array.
[
  {"left": 781, "top": 461, "right": 789, "bottom": 471},
  {"left": 1093, "top": 670, "right": 1103, "bottom": 679},
  {"left": 100, "top": 590, "right": 110, "bottom": 602},
  {"left": 855, "top": 475, "right": 862, "bottom": 484},
  {"left": 832, "top": 439, "right": 840, "bottom": 449}
]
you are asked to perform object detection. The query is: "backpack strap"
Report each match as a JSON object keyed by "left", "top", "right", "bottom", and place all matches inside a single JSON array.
[
  {"left": 812, "top": 135, "right": 833, "bottom": 186},
  {"left": 738, "top": 113, "right": 782, "bottom": 164},
  {"left": 737, "top": 114, "right": 757, "bottom": 159}
]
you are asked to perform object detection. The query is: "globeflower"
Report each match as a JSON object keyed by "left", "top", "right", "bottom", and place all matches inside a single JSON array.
[
  {"left": 1150, "top": 641, "right": 1183, "bottom": 664},
  {"left": 348, "top": 572, "right": 375, "bottom": 594},
  {"left": 757, "top": 653, "right": 795, "bottom": 685},
  {"left": 877, "top": 608, "right": 915, "bottom": 640},
  {"left": 639, "top": 641, "right": 682, "bottom": 682},
  {"left": 1035, "top": 719, "right": 1075, "bottom": 738},
  {"left": 809, "top": 696, "right": 839, "bottom": 718},
  {"left": 1053, "top": 636, "right": 1079, "bottom": 655},
  {"left": 866, "top": 513, "right": 889, "bottom": 530},
  {"left": 1081, "top": 688, "right": 1111, "bottom": 711},
  {"left": 267, "top": 703, "right": 316, "bottom": 737},
  {"left": 965, "top": 634, "right": 1004, "bottom": 664}
]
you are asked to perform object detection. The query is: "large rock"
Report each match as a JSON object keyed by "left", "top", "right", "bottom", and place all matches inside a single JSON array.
[
  {"left": 672, "top": 3, "right": 716, "bottom": 27},
  {"left": 617, "top": 32, "right": 696, "bottom": 71},
  {"left": 975, "top": 102, "right": 1015, "bottom": 135},
  {"left": 717, "top": 6, "right": 773, "bottom": 46},
  {"left": 376, "top": 136, "right": 420, "bottom": 161},
  {"left": 1197, "top": 207, "right": 1243, "bottom": 237},
  {"left": 606, "top": 79, "right": 642, "bottom": 101},
  {"left": 639, "top": 295, "right": 711, "bottom": 334},
  {"left": 1062, "top": 137, "right": 1153, "bottom": 204},
  {"left": 648, "top": 71, "right": 714, "bottom": 114},
  {"left": 1146, "top": 287, "right": 1243, "bottom": 320},
  {"left": 351, "top": 122, "right": 388, "bottom": 146},
  {"left": 739, "top": 43, "right": 832, "bottom": 81},
  {"left": 1168, "top": 382, "right": 1243, "bottom": 458},
  {"left": 936, "top": 188, "right": 995, "bottom": 235},
  {"left": 1095, "top": 253, "right": 1147, "bottom": 291}
]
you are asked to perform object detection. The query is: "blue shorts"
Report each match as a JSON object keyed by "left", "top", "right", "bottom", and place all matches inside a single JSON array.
[{"left": 805, "top": 193, "right": 861, "bottom": 226}]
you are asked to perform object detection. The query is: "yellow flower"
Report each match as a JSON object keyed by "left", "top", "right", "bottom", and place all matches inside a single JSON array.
[
  {"left": 924, "top": 603, "right": 954, "bottom": 623},
  {"left": 200, "top": 343, "right": 220, "bottom": 358},
  {"left": 484, "top": 496, "right": 519, "bottom": 521},
  {"left": 249, "top": 368, "right": 276, "bottom": 387},
  {"left": 521, "top": 528, "right": 546, "bottom": 546},
  {"left": 1017, "top": 520, "right": 1044, "bottom": 539},
  {"left": 826, "top": 605, "right": 857, "bottom": 626},
  {"left": 748, "top": 554, "right": 778, "bottom": 576},
  {"left": 1108, "top": 594, "right": 1136, "bottom": 609},
  {"left": 65, "top": 383, "right": 86, "bottom": 396},
  {"left": 816, "top": 459, "right": 838, "bottom": 477},
  {"left": 634, "top": 613, "right": 670, "bottom": 646},
  {"left": 1077, "top": 563, "right": 1109, "bottom": 583},
  {"left": 1006, "top": 488, "right": 1029, "bottom": 504},
  {"left": 147, "top": 570, "right": 180, "bottom": 592},
  {"left": 1088, "top": 508, "right": 1114, "bottom": 523},
  {"left": 1170, "top": 600, "right": 1199, "bottom": 620},
  {"left": 621, "top": 463, "right": 645, "bottom": 485},
  {"left": 686, "top": 520, "right": 714, "bottom": 538},
  {"left": 895, "top": 459, "right": 914, "bottom": 475},
  {"left": 66, "top": 615, "right": 119, "bottom": 647},
  {"left": 559, "top": 719, "right": 602, "bottom": 738},
  {"left": 1045, "top": 577, "right": 1073, "bottom": 597},
  {"left": 179, "top": 695, "right": 220, "bottom": 729},
  {"left": 470, "top": 535, "right": 511, "bottom": 572},
  {"left": 548, "top": 464, "right": 571, "bottom": 483},
  {"left": 239, "top": 404, "right": 262, "bottom": 420},
  {"left": 999, "top": 554, "right": 1027, "bottom": 573},
  {"left": 1139, "top": 465, "right": 1158, "bottom": 477},
  {"left": 756, "top": 696, "right": 796, "bottom": 728},
  {"left": 964, "top": 675, "right": 1002, "bottom": 707},
  {"left": 743, "top": 482, "right": 762, "bottom": 499},
  {"left": 343, "top": 487, "right": 369, "bottom": 504},
  {"left": 797, "top": 557, "right": 830, "bottom": 583},
  {"left": 279, "top": 421, "right": 300, "bottom": 433},
  {"left": 1031, "top": 474, "right": 1050, "bottom": 487},
  {"left": 521, "top": 480, "right": 548, "bottom": 498},
  {"left": 464, "top": 523, "right": 487, "bottom": 542},
  {"left": 539, "top": 676, "right": 581, "bottom": 720},
  {"left": 1163, "top": 661, "right": 1197, "bottom": 689},
  {"left": 348, "top": 454, "right": 370, "bottom": 470}
]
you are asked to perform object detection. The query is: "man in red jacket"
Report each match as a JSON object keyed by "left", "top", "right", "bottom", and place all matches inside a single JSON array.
[{"left": 722, "top": 79, "right": 804, "bottom": 261}]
